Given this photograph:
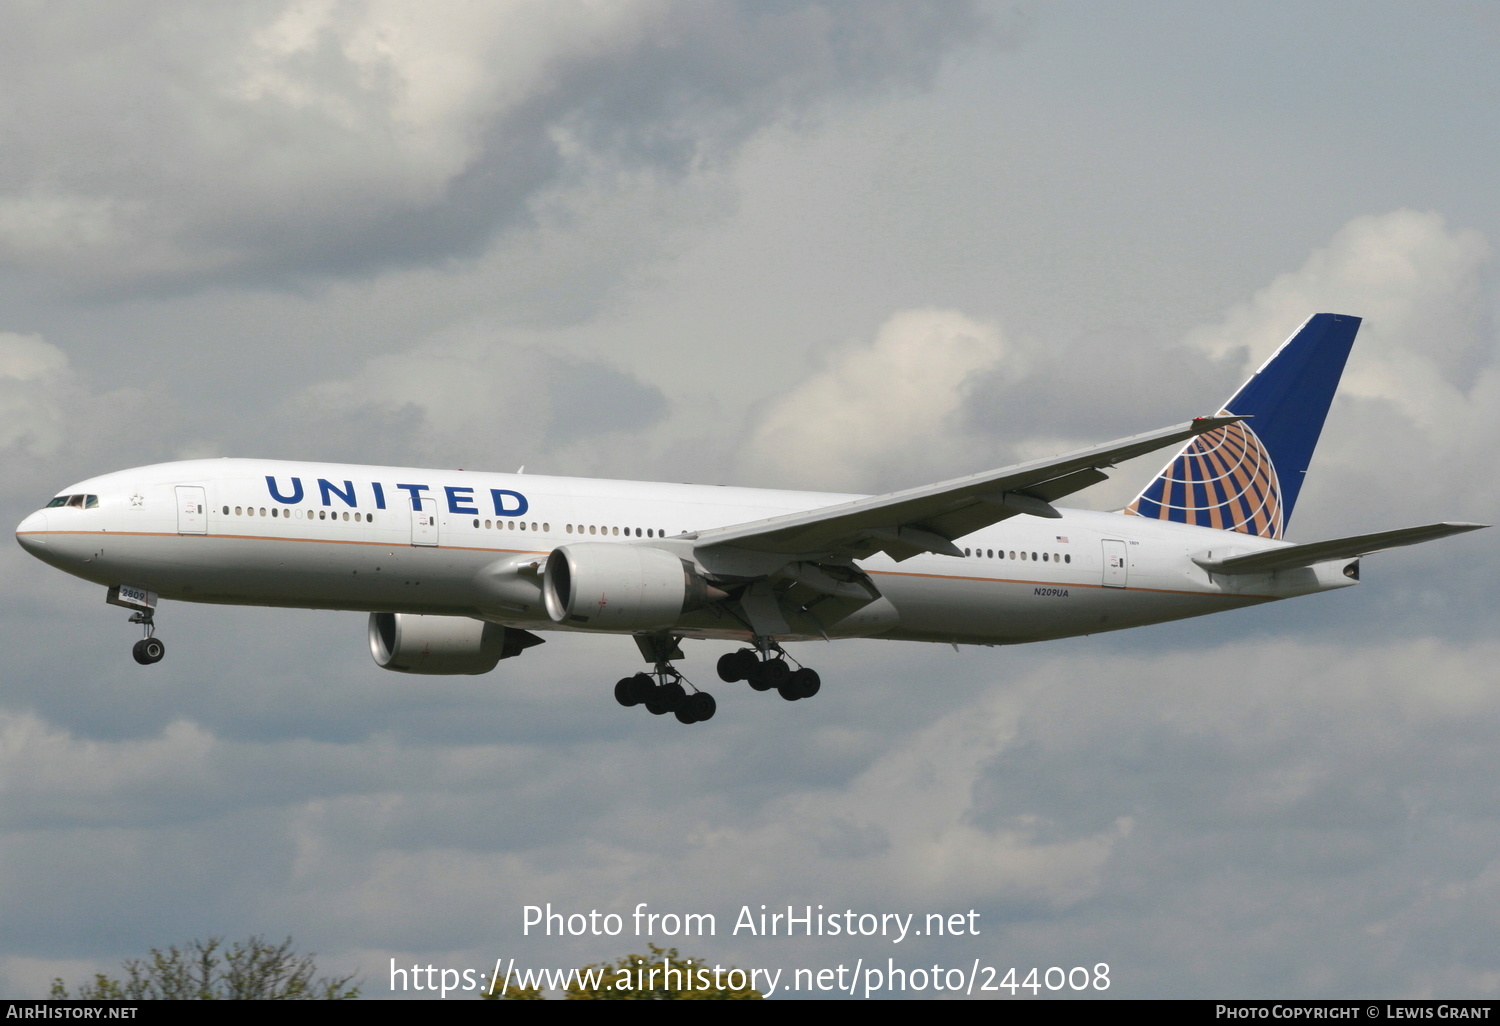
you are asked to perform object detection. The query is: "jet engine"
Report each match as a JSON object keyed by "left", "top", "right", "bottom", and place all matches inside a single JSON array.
[
  {"left": 368, "top": 612, "right": 540, "bottom": 674},
  {"left": 543, "top": 544, "right": 719, "bottom": 630}
]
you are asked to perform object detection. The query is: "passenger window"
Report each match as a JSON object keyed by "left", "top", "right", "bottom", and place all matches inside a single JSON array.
[{"left": 223, "top": 506, "right": 230, "bottom": 515}]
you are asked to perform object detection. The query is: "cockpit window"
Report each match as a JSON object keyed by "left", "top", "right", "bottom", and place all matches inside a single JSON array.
[{"left": 44, "top": 494, "right": 99, "bottom": 509}]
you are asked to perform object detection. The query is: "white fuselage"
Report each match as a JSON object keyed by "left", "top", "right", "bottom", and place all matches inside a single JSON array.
[{"left": 15, "top": 458, "right": 1357, "bottom": 648}]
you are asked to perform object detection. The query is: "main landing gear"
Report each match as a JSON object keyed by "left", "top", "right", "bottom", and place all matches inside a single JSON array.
[
  {"left": 129, "top": 611, "right": 164, "bottom": 665},
  {"left": 614, "top": 634, "right": 716, "bottom": 725},
  {"left": 716, "top": 643, "right": 820, "bottom": 702},
  {"left": 614, "top": 670, "right": 717, "bottom": 725}
]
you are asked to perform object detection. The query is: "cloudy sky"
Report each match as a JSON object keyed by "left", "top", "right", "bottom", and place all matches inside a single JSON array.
[{"left": 2, "top": 0, "right": 1497, "bottom": 1000}]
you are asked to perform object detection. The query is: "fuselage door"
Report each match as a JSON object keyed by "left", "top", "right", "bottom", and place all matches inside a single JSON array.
[
  {"left": 175, "top": 486, "right": 207, "bottom": 535},
  {"left": 1102, "top": 538, "right": 1128, "bottom": 588},
  {"left": 412, "top": 497, "right": 438, "bottom": 547}
]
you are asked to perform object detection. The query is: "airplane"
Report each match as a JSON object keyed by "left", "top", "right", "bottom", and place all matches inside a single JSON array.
[{"left": 14, "top": 313, "right": 1486, "bottom": 725}]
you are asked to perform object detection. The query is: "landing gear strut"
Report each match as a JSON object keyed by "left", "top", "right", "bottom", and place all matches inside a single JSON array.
[
  {"left": 108, "top": 585, "right": 164, "bottom": 665},
  {"left": 129, "top": 611, "right": 164, "bottom": 665},
  {"left": 614, "top": 634, "right": 715, "bottom": 725},
  {"left": 716, "top": 641, "right": 820, "bottom": 702}
]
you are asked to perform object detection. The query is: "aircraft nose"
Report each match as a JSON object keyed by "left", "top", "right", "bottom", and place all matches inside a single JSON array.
[{"left": 15, "top": 510, "right": 48, "bottom": 555}]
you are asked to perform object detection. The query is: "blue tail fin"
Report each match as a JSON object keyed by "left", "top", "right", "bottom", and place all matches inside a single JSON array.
[{"left": 1124, "top": 313, "right": 1361, "bottom": 539}]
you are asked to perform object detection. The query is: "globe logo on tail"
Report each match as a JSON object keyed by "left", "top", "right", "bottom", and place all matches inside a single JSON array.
[{"left": 1125, "top": 415, "right": 1284, "bottom": 539}]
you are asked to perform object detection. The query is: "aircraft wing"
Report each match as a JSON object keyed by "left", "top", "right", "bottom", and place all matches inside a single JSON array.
[
  {"left": 1193, "top": 522, "right": 1489, "bottom": 575},
  {"left": 694, "top": 416, "right": 1241, "bottom": 564}
]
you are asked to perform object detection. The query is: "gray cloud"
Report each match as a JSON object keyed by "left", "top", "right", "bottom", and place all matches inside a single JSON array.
[{"left": 0, "top": 1, "right": 988, "bottom": 294}]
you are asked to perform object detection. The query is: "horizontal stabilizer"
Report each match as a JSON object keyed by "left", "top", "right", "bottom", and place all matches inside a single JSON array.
[{"left": 1194, "top": 522, "right": 1488, "bottom": 575}]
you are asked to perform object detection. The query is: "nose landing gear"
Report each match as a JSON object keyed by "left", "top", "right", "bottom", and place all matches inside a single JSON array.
[
  {"left": 108, "top": 585, "right": 164, "bottom": 665},
  {"left": 129, "top": 611, "right": 164, "bottom": 665}
]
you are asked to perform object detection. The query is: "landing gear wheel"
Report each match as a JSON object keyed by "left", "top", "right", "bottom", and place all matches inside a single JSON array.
[
  {"left": 761, "top": 657, "right": 790, "bottom": 689},
  {"left": 615, "top": 677, "right": 642, "bottom": 707},
  {"left": 687, "top": 692, "right": 716, "bottom": 722},
  {"left": 132, "top": 637, "right": 165, "bottom": 665},
  {"left": 658, "top": 680, "right": 687, "bottom": 712},
  {"left": 745, "top": 661, "right": 773, "bottom": 691},
  {"left": 788, "top": 667, "right": 820, "bottom": 698},
  {"left": 718, "top": 649, "right": 757, "bottom": 683},
  {"left": 674, "top": 692, "right": 717, "bottom": 724}
]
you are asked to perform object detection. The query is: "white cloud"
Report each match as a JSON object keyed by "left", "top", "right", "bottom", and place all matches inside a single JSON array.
[
  {"left": 0, "top": 333, "right": 72, "bottom": 457},
  {"left": 1171, "top": 210, "right": 1497, "bottom": 535},
  {"left": 0, "top": 331, "right": 158, "bottom": 503},
  {"left": 1185, "top": 209, "right": 1490, "bottom": 427},
  {"left": 736, "top": 308, "right": 1011, "bottom": 491}
]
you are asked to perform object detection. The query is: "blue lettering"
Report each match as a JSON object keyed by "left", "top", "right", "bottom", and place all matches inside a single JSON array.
[
  {"left": 266, "top": 475, "right": 304, "bottom": 504},
  {"left": 372, "top": 482, "right": 387, "bottom": 510},
  {"left": 490, "top": 489, "right": 529, "bottom": 517},
  {"left": 318, "top": 479, "right": 357, "bottom": 507},
  {"left": 445, "top": 486, "right": 478, "bottom": 515},
  {"left": 395, "top": 483, "right": 430, "bottom": 510}
]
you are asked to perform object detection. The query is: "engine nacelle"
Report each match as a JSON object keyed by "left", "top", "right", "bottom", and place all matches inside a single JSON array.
[
  {"left": 543, "top": 543, "right": 713, "bottom": 630},
  {"left": 368, "top": 612, "right": 512, "bottom": 675}
]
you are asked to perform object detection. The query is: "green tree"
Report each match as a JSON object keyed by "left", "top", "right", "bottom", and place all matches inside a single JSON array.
[
  {"left": 50, "top": 936, "right": 359, "bottom": 1000},
  {"left": 486, "top": 945, "right": 761, "bottom": 1000}
]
